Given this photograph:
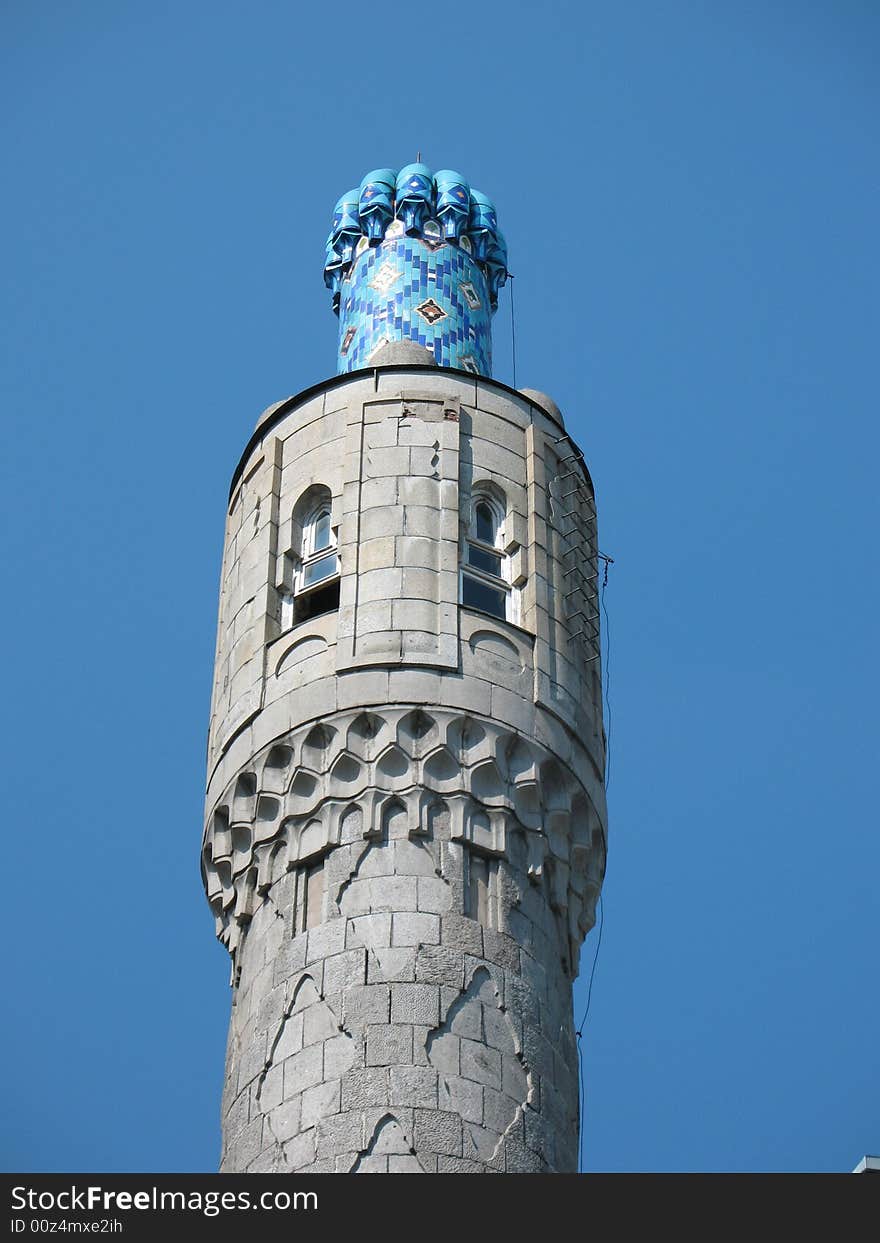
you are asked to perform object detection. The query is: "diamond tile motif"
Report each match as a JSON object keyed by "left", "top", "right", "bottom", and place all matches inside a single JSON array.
[
  {"left": 414, "top": 298, "right": 447, "bottom": 326},
  {"left": 369, "top": 261, "right": 402, "bottom": 294},
  {"left": 459, "top": 281, "right": 482, "bottom": 310},
  {"left": 335, "top": 237, "right": 493, "bottom": 376}
]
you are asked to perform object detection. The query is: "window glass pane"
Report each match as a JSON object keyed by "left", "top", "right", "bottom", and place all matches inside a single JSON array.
[
  {"left": 467, "top": 543, "right": 503, "bottom": 577},
  {"left": 475, "top": 501, "right": 496, "bottom": 544},
  {"left": 462, "top": 573, "right": 506, "bottom": 619},
  {"left": 302, "top": 552, "right": 338, "bottom": 587},
  {"left": 313, "top": 509, "right": 332, "bottom": 552}
]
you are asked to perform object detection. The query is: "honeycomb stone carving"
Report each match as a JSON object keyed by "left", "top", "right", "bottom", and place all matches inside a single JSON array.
[{"left": 202, "top": 706, "right": 606, "bottom": 972}]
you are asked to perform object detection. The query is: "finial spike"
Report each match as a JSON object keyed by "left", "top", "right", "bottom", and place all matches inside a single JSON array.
[{"left": 417, "top": 150, "right": 421, "bottom": 162}]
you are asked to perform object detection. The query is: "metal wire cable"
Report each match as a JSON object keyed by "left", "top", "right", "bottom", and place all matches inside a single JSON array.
[{"left": 509, "top": 274, "right": 517, "bottom": 390}]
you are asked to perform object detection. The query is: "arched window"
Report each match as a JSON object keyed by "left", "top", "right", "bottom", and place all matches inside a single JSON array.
[
  {"left": 461, "top": 492, "right": 513, "bottom": 621},
  {"left": 282, "top": 487, "right": 341, "bottom": 627},
  {"left": 298, "top": 500, "right": 338, "bottom": 590}
]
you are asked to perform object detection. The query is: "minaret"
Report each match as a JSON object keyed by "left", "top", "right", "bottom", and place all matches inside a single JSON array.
[{"left": 201, "top": 165, "right": 607, "bottom": 1173}]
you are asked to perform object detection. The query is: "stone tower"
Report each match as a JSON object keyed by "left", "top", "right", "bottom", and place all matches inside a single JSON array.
[{"left": 201, "top": 164, "right": 607, "bottom": 1173}]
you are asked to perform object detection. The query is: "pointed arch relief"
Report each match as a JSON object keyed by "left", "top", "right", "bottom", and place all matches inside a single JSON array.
[
  {"left": 376, "top": 743, "right": 409, "bottom": 782},
  {"left": 347, "top": 712, "right": 388, "bottom": 759},
  {"left": 427, "top": 966, "right": 533, "bottom": 1167},
  {"left": 256, "top": 973, "right": 356, "bottom": 1169},
  {"left": 398, "top": 708, "right": 438, "bottom": 755},
  {"left": 301, "top": 722, "right": 335, "bottom": 767},
  {"left": 351, "top": 1115, "right": 423, "bottom": 1173}
]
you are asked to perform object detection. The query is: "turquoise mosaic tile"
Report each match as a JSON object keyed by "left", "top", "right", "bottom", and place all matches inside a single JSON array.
[{"left": 323, "top": 165, "right": 508, "bottom": 377}]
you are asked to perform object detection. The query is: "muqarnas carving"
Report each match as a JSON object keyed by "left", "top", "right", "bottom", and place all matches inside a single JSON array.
[{"left": 202, "top": 706, "right": 606, "bottom": 974}]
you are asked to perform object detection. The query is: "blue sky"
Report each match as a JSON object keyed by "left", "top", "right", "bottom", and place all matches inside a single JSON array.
[{"left": 2, "top": 2, "right": 877, "bottom": 1172}]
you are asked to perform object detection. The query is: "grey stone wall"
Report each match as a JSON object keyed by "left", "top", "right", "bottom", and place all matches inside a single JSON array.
[{"left": 203, "top": 368, "right": 606, "bottom": 1172}]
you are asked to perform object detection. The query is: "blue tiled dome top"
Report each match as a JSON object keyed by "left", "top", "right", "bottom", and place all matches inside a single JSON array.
[{"left": 324, "top": 165, "right": 509, "bottom": 313}]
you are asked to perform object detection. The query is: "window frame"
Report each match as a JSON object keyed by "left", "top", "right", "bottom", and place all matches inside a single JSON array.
[
  {"left": 294, "top": 500, "right": 340, "bottom": 599},
  {"left": 460, "top": 493, "right": 515, "bottom": 623}
]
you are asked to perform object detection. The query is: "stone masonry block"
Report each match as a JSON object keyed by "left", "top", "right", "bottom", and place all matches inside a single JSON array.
[
  {"left": 426, "top": 1031, "right": 460, "bottom": 1077},
  {"left": 365, "top": 445, "right": 410, "bottom": 477},
  {"left": 449, "top": 1001, "right": 482, "bottom": 1041},
  {"left": 413, "top": 1108, "right": 463, "bottom": 1158},
  {"left": 389, "top": 1065, "right": 439, "bottom": 1110},
  {"left": 460, "top": 1038, "right": 502, "bottom": 1090},
  {"left": 301, "top": 1079, "right": 341, "bottom": 1130},
  {"left": 391, "top": 983, "right": 440, "bottom": 1027},
  {"left": 237, "top": 1032, "right": 267, "bottom": 1092},
  {"left": 391, "top": 598, "right": 438, "bottom": 632},
  {"left": 298, "top": 1159, "right": 336, "bottom": 1174},
  {"left": 483, "top": 1085, "right": 520, "bottom": 1135},
  {"left": 246, "top": 1149, "right": 280, "bottom": 1174},
  {"left": 387, "top": 669, "right": 444, "bottom": 702},
  {"left": 415, "top": 945, "right": 464, "bottom": 989},
  {"left": 255, "top": 983, "right": 287, "bottom": 1040},
  {"left": 523, "top": 1106, "right": 557, "bottom": 1168},
  {"left": 273, "top": 1010, "right": 303, "bottom": 1062},
  {"left": 284, "top": 1127, "right": 317, "bottom": 1171},
  {"left": 347, "top": 913, "right": 393, "bottom": 950},
  {"left": 303, "top": 1001, "right": 339, "bottom": 1047},
  {"left": 283, "top": 1043, "right": 323, "bottom": 1096},
  {"left": 229, "top": 1116, "right": 263, "bottom": 1170},
  {"left": 359, "top": 477, "right": 399, "bottom": 510},
  {"left": 306, "top": 918, "right": 347, "bottom": 964},
  {"left": 353, "top": 630, "right": 403, "bottom": 661},
  {"left": 324, "top": 1033, "right": 357, "bottom": 1080},
  {"left": 441, "top": 914, "right": 483, "bottom": 957},
  {"left": 335, "top": 669, "right": 390, "bottom": 708},
  {"left": 503, "top": 1053, "right": 529, "bottom": 1103},
  {"left": 368, "top": 947, "right": 416, "bottom": 982},
  {"left": 504, "top": 1141, "right": 547, "bottom": 1174},
  {"left": 417, "top": 876, "right": 453, "bottom": 915},
  {"left": 392, "top": 912, "right": 440, "bottom": 947},
  {"left": 482, "top": 928, "right": 520, "bottom": 972},
  {"left": 366, "top": 1024, "right": 413, "bottom": 1066},
  {"left": 438, "top": 1074, "right": 483, "bottom": 1125},
  {"left": 370, "top": 876, "right": 418, "bottom": 913},
  {"left": 322, "top": 949, "right": 366, "bottom": 995},
  {"left": 393, "top": 840, "right": 438, "bottom": 877},
  {"left": 483, "top": 1004, "right": 517, "bottom": 1056},
  {"left": 411, "top": 1025, "right": 431, "bottom": 1067},
  {"left": 400, "top": 566, "right": 438, "bottom": 599},
  {"left": 399, "top": 505, "right": 442, "bottom": 539},
  {"left": 462, "top": 1122, "right": 502, "bottom": 1165},
  {"left": 344, "top": 983, "right": 391, "bottom": 1026},
  {"left": 349, "top": 598, "right": 392, "bottom": 634},
  {"left": 341, "top": 1067, "right": 389, "bottom": 1110},
  {"left": 269, "top": 1094, "right": 301, "bottom": 1143},
  {"left": 316, "top": 1111, "right": 365, "bottom": 1158}
]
